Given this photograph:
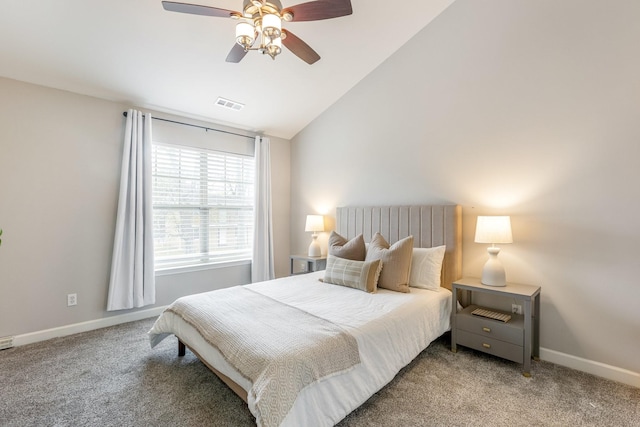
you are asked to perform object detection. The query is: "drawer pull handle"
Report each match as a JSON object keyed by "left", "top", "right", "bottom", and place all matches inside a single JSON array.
[
  {"left": 482, "top": 343, "right": 491, "bottom": 349},
  {"left": 482, "top": 327, "right": 491, "bottom": 333}
]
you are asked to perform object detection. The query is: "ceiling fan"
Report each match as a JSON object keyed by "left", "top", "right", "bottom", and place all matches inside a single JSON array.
[{"left": 162, "top": 0, "right": 353, "bottom": 64}]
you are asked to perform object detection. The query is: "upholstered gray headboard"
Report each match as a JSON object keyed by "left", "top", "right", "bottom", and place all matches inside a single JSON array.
[{"left": 336, "top": 205, "right": 462, "bottom": 290}]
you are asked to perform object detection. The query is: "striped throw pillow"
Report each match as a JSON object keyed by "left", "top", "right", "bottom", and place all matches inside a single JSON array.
[{"left": 323, "top": 255, "right": 382, "bottom": 293}]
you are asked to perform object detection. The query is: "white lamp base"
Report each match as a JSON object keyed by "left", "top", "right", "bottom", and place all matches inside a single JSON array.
[
  {"left": 308, "top": 234, "right": 321, "bottom": 257},
  {"left": 481, "top": 246, "right": 506, "bottom": 287}
]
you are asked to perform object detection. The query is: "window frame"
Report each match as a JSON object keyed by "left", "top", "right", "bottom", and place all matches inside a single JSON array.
[{"left": 151, "top": 141, "right": 255, "bottom": 273}]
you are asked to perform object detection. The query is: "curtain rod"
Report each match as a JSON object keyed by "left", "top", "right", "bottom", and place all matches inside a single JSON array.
[{"left": 122, "top": 111, "right": 255, "bottom": 140}]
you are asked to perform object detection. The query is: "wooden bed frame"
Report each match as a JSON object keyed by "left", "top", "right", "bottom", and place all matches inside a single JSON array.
[
  {"left": 178, "top": 340, "right": 249, "bottom": 402},
  {"left": 177, "top": 204, "right": 462, "bottom": 404}
]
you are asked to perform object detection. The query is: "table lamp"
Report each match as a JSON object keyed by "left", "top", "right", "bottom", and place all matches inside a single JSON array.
[
  {"left": 474, "top": 216, "right": 513, "bottom": 287},
  {"left": 305, "top": 215, "right": 324, "bottom": 257}
]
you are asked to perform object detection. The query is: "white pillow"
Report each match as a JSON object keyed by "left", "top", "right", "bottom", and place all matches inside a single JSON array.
[{"left": 408, "top": 246, "right": 446, "bottom": 291}]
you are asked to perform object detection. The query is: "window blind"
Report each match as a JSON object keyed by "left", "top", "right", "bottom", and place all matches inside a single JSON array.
[{"left": 151, "top": 142, "right": 255, "bottom": 270}]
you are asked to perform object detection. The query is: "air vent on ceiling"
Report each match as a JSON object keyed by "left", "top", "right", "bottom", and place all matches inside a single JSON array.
[{"left": 215, "top": 97, "right": 244, "bottom": 111}]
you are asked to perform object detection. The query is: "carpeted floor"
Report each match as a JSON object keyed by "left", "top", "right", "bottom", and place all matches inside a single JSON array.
[{"left": 1, "top": 318, "right": 638, "bottom": 426}]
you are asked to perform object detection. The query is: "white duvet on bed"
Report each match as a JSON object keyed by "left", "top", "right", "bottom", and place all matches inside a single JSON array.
[{"left": 149, "top": 271, "right": 452, "bottom": 427}]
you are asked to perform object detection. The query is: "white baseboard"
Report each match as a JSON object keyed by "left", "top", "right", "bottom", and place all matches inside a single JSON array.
[
  {"left": 540, "top": 347, "right": 640, "bottom": 389},
  {"left": 13, "top": 306, "right": 167, "bottom": 347}
]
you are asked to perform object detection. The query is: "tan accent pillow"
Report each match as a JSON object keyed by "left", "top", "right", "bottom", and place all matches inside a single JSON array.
[
  {"left": 323, "top": 255, "right": 382, "bottom": 293},
  {"left": 328, "top": 231, "right": 366, "bottom": 261},
  {"left": 365, "top": 233, "right": 414, "bottom": 293}
]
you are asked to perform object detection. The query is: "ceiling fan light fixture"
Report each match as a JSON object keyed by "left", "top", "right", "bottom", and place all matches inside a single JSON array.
[
  {"left": 162, "top": 0, "right": 354, "bottom": 64},
  {"left": 235, "top": 22, "right": 255, "bottom": 48},
  {"left": 262, "top": 13, "right": 281, "bottom": 38},
  {"left": 265, "top": 36, "right": 282, "bottom": 59}
]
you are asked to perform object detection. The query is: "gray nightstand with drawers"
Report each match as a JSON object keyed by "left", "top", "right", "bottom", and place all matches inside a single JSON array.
[{"left": 451, "top": 278, "right": 541, "bottom": 377}]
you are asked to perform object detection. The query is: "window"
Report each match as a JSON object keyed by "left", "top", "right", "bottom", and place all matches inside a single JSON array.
[{"left": 151, "top": 142, "right": 254, "bottom": 270}]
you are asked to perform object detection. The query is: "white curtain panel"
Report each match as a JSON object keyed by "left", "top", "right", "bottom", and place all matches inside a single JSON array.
[
  {"left": 107, "top": 109, "right": 155, "bottom": 310},
  {"left": 252, "top": 136, "right": 275, "bottom": 282}
]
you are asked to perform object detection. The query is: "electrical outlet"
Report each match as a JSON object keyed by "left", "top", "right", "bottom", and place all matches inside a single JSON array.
[
  {"left": 67, "top": 293, "right": 77, "bottom": 306},
  {"left": 511, "top": 304, "right": 522, "bottom": 315}
]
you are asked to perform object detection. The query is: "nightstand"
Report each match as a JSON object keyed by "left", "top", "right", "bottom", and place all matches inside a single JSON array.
[
  {"left": 451, "top": 277, "right": 541, "bottom": 377},
  {"left": 289, "top": 254, "right": 327, "bottom": 275}
]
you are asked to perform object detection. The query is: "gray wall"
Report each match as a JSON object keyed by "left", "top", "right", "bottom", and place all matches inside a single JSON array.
[
  {"left": 290, "top": 0, "right": 640, "bottom": 375},
  {"left": 0, "top": 77, "right": 290, "bottom": 338}
]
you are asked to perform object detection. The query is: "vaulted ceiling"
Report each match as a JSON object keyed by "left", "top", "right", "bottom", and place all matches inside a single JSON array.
[{"left": 0, "top": 0, "right": 455, "bottom": 139}]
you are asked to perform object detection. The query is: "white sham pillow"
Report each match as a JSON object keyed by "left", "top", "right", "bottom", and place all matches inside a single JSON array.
[{"left": 408, "top": 246, "right": 446, "bottom": 291}]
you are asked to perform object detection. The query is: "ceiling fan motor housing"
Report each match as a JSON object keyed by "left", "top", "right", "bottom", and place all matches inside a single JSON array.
[{"left": 242, "top": 0, "right": 284, "bottom": 18}]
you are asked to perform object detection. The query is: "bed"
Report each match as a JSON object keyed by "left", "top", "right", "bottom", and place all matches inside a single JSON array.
[{"left": 149, "top": 205, "right": 462, "bottom": 427}]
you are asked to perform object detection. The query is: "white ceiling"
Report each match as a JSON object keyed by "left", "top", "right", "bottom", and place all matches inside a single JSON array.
[{"left": 0, "top": 0, "right": 455, "bottom": 139}]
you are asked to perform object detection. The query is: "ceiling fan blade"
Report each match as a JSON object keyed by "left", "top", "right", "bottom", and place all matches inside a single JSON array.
[
  {"left": 162, "top": 1, "right": 238, "bottom": 18},
  {"left": 226, "top": 43, "right": 249, "bottom": 63},
  {"left": 282, "top": 30, "right": 320, "bottom": 64},
  {"left": 283, "top": 0, "right": 352, "bottom": 22}
]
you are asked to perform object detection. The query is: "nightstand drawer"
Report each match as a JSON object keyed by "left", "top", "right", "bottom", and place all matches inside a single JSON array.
[
  {"left": 456, "top": 330, "right": 524, "bottom": 364},
  {"left": 457, "top": 305, "right": 524, "bottom": 345}
]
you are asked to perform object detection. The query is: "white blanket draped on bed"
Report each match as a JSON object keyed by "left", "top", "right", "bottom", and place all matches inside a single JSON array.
[
  {"left": 154, "top": 286, "right": 360, "bottom": 427},
  {"left": 149, "top": 272, "right": 452, "bottom": 427}
]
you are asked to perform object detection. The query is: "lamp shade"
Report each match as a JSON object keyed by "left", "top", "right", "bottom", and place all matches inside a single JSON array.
[
  {"left": 262, "top": 13, "right": 281, "bottom": 38},
  {"left": 235, "top": 22, "right": 254, "bottom": 48},
  {"left": 265, "top": 35, "right": 282, "bottom": 57},
  {"left": 474, "top": 216, "right": 513, "bottom": 244},
  {"left": 305, "top": 215, "right": 324, "bottom": 233}
]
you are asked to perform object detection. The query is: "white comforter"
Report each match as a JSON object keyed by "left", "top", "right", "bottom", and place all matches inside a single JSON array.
[{"left": 149, "top": 271, "right": 452, "bottom": 427}]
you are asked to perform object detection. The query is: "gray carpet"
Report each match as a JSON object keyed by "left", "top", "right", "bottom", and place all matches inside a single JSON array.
[{"left": 1, "top": 318, "right": 638, "bottom": 427}]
